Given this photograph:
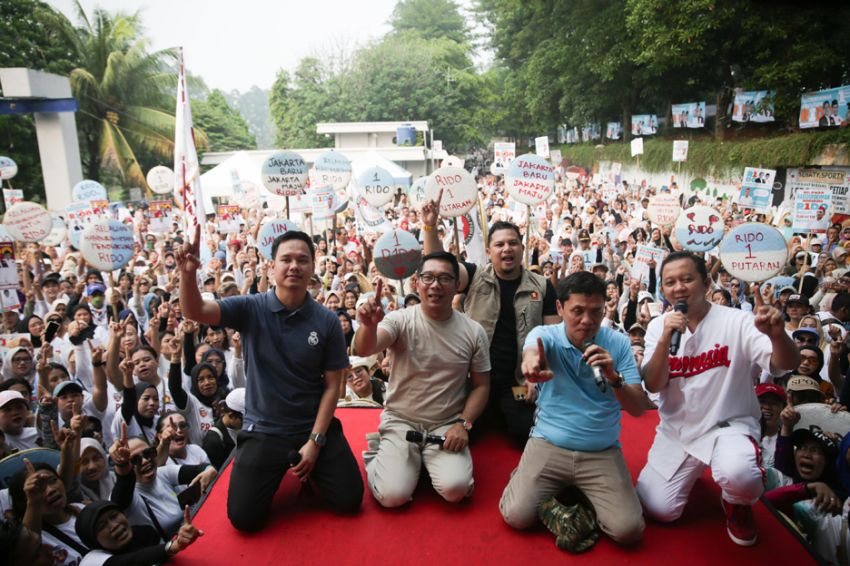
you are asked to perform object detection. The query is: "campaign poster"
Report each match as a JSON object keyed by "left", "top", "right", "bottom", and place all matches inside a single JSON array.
[
  {"left": 493, "top": 142, "right": 516, "bottom": 171},
  {"left": 0, "top": 241, "right": 17, "bottom": 290},
  {"left": 565, "top": 127, "right": 580, "bottom": 144},
  {"left": 89, "top": 199, "right": 109, "bottom": 218},
  {"left": 216, "top": 204, "right": 242, "bottom": 234},
  {"left": 632, "top": 244, "right": 667, "bottom": 282},
  {"left": 631, "top": 115, "right": 658, "bottom": 136},
  {"left": 606, "top": 122, "right": 622, "bottom": 140},
  {"left": 549, "top": 149, "right": 562, "bottom": 167},
  {"left": 672, "top": 140, "right": 689, "bottom": 163},
  {"left": 148, "top": 200, "right": 173, "bottom": 233},
  {"left": 786, "top": 167, "right": 850, "bottom": 221},
  {"left": 737, "top": 168, "right": 776, "bottom": 213},
  {"left": 581, "top": 123, "right": 600, "bottom": 142},
  {"left": 2, "top": 189, "right": 23, "bottom": 211},
  {"left": 671, "top": 102, "right": 706, "bottom": 128},
  {"left": 799, "top": 85, "right": 850, "bottom": 129},
  {"left": 792, "top": 187, "right": 832, "bottom": 234},
  {"left": 534, "top": 136, "right": 550, "bottom": 158},
  {"left": 732, "top": 90, "right": 775, "bottom": 123}
]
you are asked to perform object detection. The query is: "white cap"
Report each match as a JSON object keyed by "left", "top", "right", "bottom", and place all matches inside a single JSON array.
[
  {"left": 224, "top": 388, "right": 245, "bottom": 414},
  {"left": 0, "top": 390, "right": 27, "bottom": 409},
  {"left": 349, "top": 355, "right": 377, "bottom": 370},
  {"left": 637, "top": 291, "right": 654, "bottom": 303}
]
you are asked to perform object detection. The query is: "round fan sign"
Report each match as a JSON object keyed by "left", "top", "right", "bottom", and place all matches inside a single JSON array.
[
  {"left": 3, "top": 202, "right": 52, "bottom": 242},
  {"left": 0, "top": 156, "right": 18, "bottom": 180},
  {"left": 373, "top": 229, "right": 421, "bottom": 280},
  {"left": 72, "top": 180, "right": 107, "bottom": 202},
  {"left": 505, "top": 154, "right": 555, "bottom": 205},
  {"left": 407, "top": 176, "right": 429, "bottom": 210},
  {"left": 424, "top": 166, "right": 477, "bottom": 218},
  {"left": 146, "top": 165, "right": 174, "bottom": 195},
  {"left": 311, "top": 151, "right": 352, "bottom": 191},
  {"left": 258, "top": 219, "right": 300, "bottom": 260},
  {"left": 719, "top": 223, "right": 787, "bottom": 282},
  {"left": 261, "top": 151, "right": 308, "bottom": 197},
  {"left": 41, "top": 214, "right": 67, "bottom": 247},
  {"left": 357, "top": 166, "right": 396, "bottom": 208},
  {"left": 81, "top": 219, "right": 135, "bottom": 271},
  {"left": 647, "top": 194, "right": 681, "bottom": 227},
  {"left": 674, "top": 206, "right": 725, "bottom": 252}
]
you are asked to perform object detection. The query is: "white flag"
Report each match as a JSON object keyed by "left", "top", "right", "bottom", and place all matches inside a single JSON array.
[
  {"left": 174, "top": 47, "right": 204, "bottom": 238},
  {"left": 461, "top": 209, "right": 487, "bottom": 266}
]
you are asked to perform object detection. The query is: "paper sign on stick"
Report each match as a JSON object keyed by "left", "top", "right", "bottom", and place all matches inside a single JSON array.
[
  {"left": 424, "top": 167, "right": 477, "bottom": 217},
  {"left": 3, "top": 202, "right": 51, "bottom": 242},
  {"left": 80, "top": 219, "right": 135, "bottom": 271},
  {"left": 719, "top": 223, "right": 787, "bottom": 282}
]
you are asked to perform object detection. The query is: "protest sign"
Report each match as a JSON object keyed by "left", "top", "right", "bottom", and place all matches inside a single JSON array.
[
  {"left": 0, "top": 241, "right": 16, "bottom": 291},
  {"left": 799, "top": 85, "right": 849, "bottom": 129},
  {"left": 41, "top": 214, "right": 67, "bottom": 247},
  {"left": 795, "top": 403, "right": 850, "bottom": 437},
  {"left": 66, "top": 202, "right": 96, "bottom": 248},
  {"left": 425, "top": 167, "right": 477, "bottom": 217},
  {"left": 631, "top": 137, "right": 644, "bottom": 157},
  {"left": 3, "top": 202, "right": 51, "bottom": 242},
  {"left": 737, "top": 167, "right": 775, "bottom": 213},
  {"left": 579, "top": 248, "right": 598, "bottom": 270},
  {"left": 261, "top": 150, "right": 308, "bottom": 196},
  {"left": 81, "top": 219, "right": 134, "bottom": 271},
  {"left": 505, "top": 154, "right": 555, "bottom": 206},
  {"left": 216, "top": 204, "right": 241, "bottom": 234},
  {"left": 149, "top": 200, "right": 173, "bottom": 233},
  {"left": 647, "top": 194, "right": 681, "bottom": 227},
  {"left": 257, "top": 219, "right": 299, "bottom": 260},
  {"left": 2, "top": 189, "right": 23, "bottom": 210},
  {"left": 786, "top": 168, "right": 850, "bottom": 218},
  {"left": 631, "top": 115, "right": 657, "bottom": 135},
  {"left": 146, "top": 165, "right": 174, "bottom": 194},
  {"left": 90, "top": 199, "right": 109, "bottom": 218},
  {"left": 719, "top": 223, "right": 787, "bottom": 282},
  {"left": 672, "top": 141, "right": 689, "bottom": 163},
  {"left": 674, "top": 206, "right": 725, "bottom": 252},
  {"left": 0, "top": 292, "right": 21, "bottom": 312},
  {"left": 534, "top": 136, "right": 550, "bottom": 158},
  {"left": 373, "top": 229, "right": 421, "bottom": 280},
  {"left": 353, "top": 190, "right": 393, "bottom": 235},
  {"left": 606, "top": 122, "right": 621, "bottom": 140},
  {"left": 406, "top": 176, "right": 429, "bottom": 210},
  {"left": 72, "top": 180, "right": 107, "bottom": 202},
  {"left": 0, "top": 156, "right": 17, "bottom": 180},
  {"left": 732, "top": 90, "right": 775, "bottom": 123},
  {"left": 632, "top": 245, "right": 666, "bottom": 282},
  {"left": 671, "top": 102, "right": 706, "bottom": 128},
  {"left": 357, "top": 166, "right": 396, "bottom": 208},
  {"left": 492, "top": 142, "right": 516, "bottom": 175},
  {"left": 549, "top": 149, "right": 562, "bottom": 167},
  {"left": 581, "top": 124, "right": 600, "bottom": 142},
  {"left": 310, "top": 185, "right": 336, "bottom": 220},
  {"left": 443, "top": 155, "right": 464, "bottom": 169},
  {"left": 793, "top": 187, "right": 832, "bottom": 233},
  {"left": 311, "top": 151, "right": 352, "bottom": 191}
]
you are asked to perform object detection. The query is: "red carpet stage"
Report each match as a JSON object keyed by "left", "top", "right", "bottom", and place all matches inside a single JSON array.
[{"left": 175, "top": 409, "right": 816, "bottom": 565}]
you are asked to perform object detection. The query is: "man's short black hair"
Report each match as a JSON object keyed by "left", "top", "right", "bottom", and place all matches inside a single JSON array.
[
  {"left": 488, "top": 221, "right": 522, "bottom": 243},
  {"left": 832, "top": 292, "right": 850, "bottom": 313},
  {"left": 418, "top": 251, "right": 460, "bottom": 281},
  {"left": 556, "top": 271, "right": 607, "bottom": 302},
  {"left": 659, "top": 251, "right": 708, "bottom": 281},
  {"left": 271, "top": 231, "right": 315, "bottom": 261},
  {"left": 560, "top": 238, "right": 573, "bottom": 247}
]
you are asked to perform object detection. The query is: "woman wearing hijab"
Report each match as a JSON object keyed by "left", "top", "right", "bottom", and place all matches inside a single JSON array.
[
  {"left": 168, "top": 342, "right": 224, "bottom": 444},
  {"left": 77, "top": 438, "right": 115, "bottom": 503},
  {"left": 110, "top": 355, "right": 160, "bottom": 447},
  {"left": 2, "top": 346, "right": 36, "bottom": 387}
]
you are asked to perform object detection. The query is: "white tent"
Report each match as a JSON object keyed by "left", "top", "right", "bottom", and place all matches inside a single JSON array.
[
  {"left": 199, "top": 151, "right": 270, "bottom": 210},
  {"left": 350, "top": 150, "right": 412, "bottom": 187}
]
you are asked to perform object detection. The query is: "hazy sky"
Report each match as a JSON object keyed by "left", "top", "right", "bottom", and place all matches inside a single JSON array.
[{"left": 45, "top": 0, "right": 401, "bottom": 93}]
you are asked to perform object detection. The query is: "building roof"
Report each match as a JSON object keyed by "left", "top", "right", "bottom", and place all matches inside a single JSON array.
[{"left": 316, "top": 121, "right": 429, "bottom": 134}]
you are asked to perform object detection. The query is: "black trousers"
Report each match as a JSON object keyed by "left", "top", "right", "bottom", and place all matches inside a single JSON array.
[
  {"left": 476, "top": 378, "right": 535, "bottom": 447},
  {"left": 226, "top": 417, "right": 364, "bottom": 532}
]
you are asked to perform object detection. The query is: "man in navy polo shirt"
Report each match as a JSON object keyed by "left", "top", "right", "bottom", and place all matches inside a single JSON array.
[{"left": 178, "top": 225, "right": 363, "bottom": 532}]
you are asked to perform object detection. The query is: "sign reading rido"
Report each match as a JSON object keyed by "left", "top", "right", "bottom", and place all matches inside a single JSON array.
[
  {"left": 261, "top": 151, "right": 308, "bottom": 197},
  {"left": 3, "top": 202, "right": 52, "bottom": 242},
  {"left": 719, "top": 223, "right": 787, "bottom": 282},
  {"left": 72, "top": 180, "right": 107, "bottom": 202},
  {"left": 311, "top": 151, "right": 352, "bottom": 191},
  {"left": 424, "top": 166, "right": 477, "bottom": 217},
  {"left": 0, "top": 156, "right": 17, "bottom": 180},
  {"left": 146, "top": 165, "right": 175, "bottom": 195},
  {"left": 505, "top": 154, "right": 554, "bottom": 205},
  {"left": 373, "top": 229, "right": 421, "bottom": 280},
  {"left": 674, "top": 206, "right": 725, "bottom": 252},
  {"left": 406, "top": 176, "right": 429, "bottom": 210},
  {"left": 81, "top": 219, "right": 135, "bottom": 271},
  {"left": 647, "top": 194, "right": 682, "bottom": 227},
  {"left": 357, "top": 166, "right": 395, "bottom": 208}
]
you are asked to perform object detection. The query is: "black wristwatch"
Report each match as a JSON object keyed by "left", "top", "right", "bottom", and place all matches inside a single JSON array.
[
  {"left": 610, "top": 372, "right": 626, "bottom": 389},
  {"left": 309, "top": 432, "right": 326, "bottom": 447}
]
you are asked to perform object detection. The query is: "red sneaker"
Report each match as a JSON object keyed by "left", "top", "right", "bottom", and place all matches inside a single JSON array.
[{"left": 722, "top": 500, "right": 758, "bottom": 546}]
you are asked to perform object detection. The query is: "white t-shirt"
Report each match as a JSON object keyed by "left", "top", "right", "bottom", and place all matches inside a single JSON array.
[
  {"left": 179, "top": 392, "right": 215, "bottom": 445},
  {"left": 6, "top": 427, "right": 39, "bottom": 451},
  {"left": 41, "top": 503, "right": 85, "bottom": 566},
  {"left": 167, "top": 443, "right": 210, "bottom": 467},
  {"left": 643, "top": 305, "right": 775, "bottom": 473},
  {"left": 124, "top": 464, "right": 183, "bottom": 537}
]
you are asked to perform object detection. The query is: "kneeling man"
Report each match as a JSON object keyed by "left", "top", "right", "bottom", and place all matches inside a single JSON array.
[
  {"left": 500, "top": 271, "right": 646, "bottom": 544},
  {"left": 355, "top": 252, "right": 490, "bottom": 507}
]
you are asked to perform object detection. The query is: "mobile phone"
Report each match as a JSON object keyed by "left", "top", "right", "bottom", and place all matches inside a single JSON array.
[
  {"left": 177, "top": 481, "right": 201, "bottom": 508},
  {"left": 44, "top": 321, "right": 60, "bottom": 343}
]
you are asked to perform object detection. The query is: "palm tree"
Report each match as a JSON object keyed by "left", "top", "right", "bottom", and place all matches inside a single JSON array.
[{"left": 56, "top": 1, "right": 204, "bottom": 188}]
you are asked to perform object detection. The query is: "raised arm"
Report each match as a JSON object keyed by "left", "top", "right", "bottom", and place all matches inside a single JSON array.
[
  {"left": 178, "top": 223, "right": 221, "bottom": 325},
  {"left": 353, "top": 279, "right": 394, "bottom": 355},
  {"left": 421, "top": 189, "right": 469, "bottom": 290}
]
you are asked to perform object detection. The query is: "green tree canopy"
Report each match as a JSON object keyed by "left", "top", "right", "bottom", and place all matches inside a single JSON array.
[
  {"left": 389, "top": 0, "right": 469, "bottom": 45},
  {"left": 192, "top": 89, "right": 256, "bottom": 153}
]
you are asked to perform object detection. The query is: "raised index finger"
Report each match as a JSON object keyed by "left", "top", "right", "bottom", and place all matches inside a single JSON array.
[
  {"left": 436, "top": 187, "right": 444, "bottom": 207},
  {"left": 753, "top": 284, "right": 763, "bottom": 308},
  {"left": 184, "top": 505, "right": 192, "bottom": 525},
  {"left": 537, "top": 337, "right": 546, "bottom": 368},
  {"left": 374, "top": 278, "right": 383, "bottom": 302},
  {"left": 120, "top": 422, "right": 127, "bottom": 444},
  {"left": 24, "top": 458, "right": 35, "bottom": 476}
]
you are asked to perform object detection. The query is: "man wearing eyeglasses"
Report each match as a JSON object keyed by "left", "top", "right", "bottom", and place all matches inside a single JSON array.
[
  {"left": 500, "top": 271, "right": 646, "bottom": 546},
  {"left": 355, "top": 252, "right": 490, "bottom": 508}
]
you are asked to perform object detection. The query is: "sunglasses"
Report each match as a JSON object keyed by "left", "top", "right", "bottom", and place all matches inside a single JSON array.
[
  {"left": 170, "top": 421, "right": 189, "bottom": 430},
  {"left": 130, "top": 447, "right": 157, "bottom": 467}
]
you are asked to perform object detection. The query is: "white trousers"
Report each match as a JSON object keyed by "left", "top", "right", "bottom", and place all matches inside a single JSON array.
[{"left": 636, "top": 432, "right": 765, "bottom": 522}]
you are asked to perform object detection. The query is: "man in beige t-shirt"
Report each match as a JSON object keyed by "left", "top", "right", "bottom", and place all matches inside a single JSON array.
[{"left": 355, "top": 252, "right": 491, "bottom": 507}]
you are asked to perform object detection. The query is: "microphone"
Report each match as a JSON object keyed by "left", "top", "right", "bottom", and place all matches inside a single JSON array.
[
  {"left": 288, "top": 450, "right": 302, "bottom": 467},
  {"left": 582, "top": 340, "right": 607, "bottom": 393},
  {"left": 405, "top": 430, "right": 445, "bottom": 446},
  {"left": 669, "top": 300, "right": 689, "bottom": 356}
]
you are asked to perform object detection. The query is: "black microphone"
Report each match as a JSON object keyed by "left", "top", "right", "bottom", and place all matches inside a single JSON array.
[
  {"left": 405, "top": 430, "right": 445, "bottom": 446},
  {"left": 288, "top": 450, "right": 302, "bottom": 467},
  {"left": 583, "top": 340, "right": 607, "bottom": 393},
  {"left": 669, "top": 300, "right": 689, "bottom": 356}
]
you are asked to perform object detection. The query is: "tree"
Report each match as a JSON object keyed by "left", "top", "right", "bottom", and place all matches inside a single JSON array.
[
  {"left": 225, "top": 86, "right": 276, "bottom": 149},
  {"left": 192, "top": 89, "right": 256, "bottom": 153},
  {"left": 389, "top": 0, "right": 470, "bottom": 45},
  {"left": 269, "top": 59, "right": 338, "bottom": 149}
]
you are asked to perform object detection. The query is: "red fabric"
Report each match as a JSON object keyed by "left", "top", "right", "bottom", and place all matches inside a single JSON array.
[{"left": 175, "top": 409, "right": 815, "bottom": 565}]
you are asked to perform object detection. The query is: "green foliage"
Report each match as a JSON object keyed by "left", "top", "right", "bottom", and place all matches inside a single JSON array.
[
  {"left": 192, "top": 90, "right": 256, "bottom": 153},
  {"left": 224, "top": 86, "right": 275, "bottom": 149},
  {"left": 389, "top": 0, "right": 469, "bottom": 45}
]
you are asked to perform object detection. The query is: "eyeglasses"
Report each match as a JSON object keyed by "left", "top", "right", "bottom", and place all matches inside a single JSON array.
[
  {"left": 170, "top": 421, "right": 189, "bottom": 430},
  {"left": 130, "top": 446, "right": 157, "bottom": 467},
  {"left": 795, "top": 444, "right": 825, "bottom": 456},
  {"left": 419, "top": 273, "right": 456, "bottom": 286}
]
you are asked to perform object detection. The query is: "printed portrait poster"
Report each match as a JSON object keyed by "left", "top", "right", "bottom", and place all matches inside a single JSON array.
[
  {"left": 148, "top": 200, "right": 173, "bottom": 233},
  {"left": 737, "top": 168, "right": 776, "bottom": 213},
  {"left": 631, "top": 115, "right": 658, "bottom": 136},
  {"left": 493, "top": 142, "right": 516, "bottom": 171},
  {"left": 799, "top": 85, "right": 850, "bottom": 129},
  {"left": 792, "top": 187, "right": 833, "bottom": 234},
  {"left": 786, "top": 167, "right": 850, "bottom": 224},
  {"left": 581, "top": 123, "right": 600, "bottom": 142},
  {"left": 632, "top": 244, "right": 667, "bottom": 283},
  {"left": 606, "top": 122, "right": 622, "bottom": 140},
  {"left": 216, "top": 204, "right": 242, "bottom": 234},
  {"left": 0, "top": 241, "right": 17, "bottom": 290},
  {"left": 671, "top": 102, "right": 706, "bottom": 128},
  {"left": 732, "top": 90, "right": 775, "bottom": 123}
]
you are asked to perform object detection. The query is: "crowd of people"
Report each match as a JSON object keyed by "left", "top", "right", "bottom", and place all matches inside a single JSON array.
[{"left": 2, "top": 165, "right": 850, "bottom": 564}]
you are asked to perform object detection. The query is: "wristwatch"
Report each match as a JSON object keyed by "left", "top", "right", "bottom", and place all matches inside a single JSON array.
[
  {"left": 454, "top": 418, "right": 473, "bottom": 431},
  {"left": 610, "top": 372, "right": 626, "bottom": 389},
  {"left": 309, "top": 432, "right": 326, "bottom": 447}
]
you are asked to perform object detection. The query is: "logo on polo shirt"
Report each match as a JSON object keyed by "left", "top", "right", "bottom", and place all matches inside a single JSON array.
[{"left": 308, "top": 331, "right": 319, "bottom": 346}]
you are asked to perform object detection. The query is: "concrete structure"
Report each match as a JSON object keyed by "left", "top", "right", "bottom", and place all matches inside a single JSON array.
[
  {"left": 0, "top": 68, "right": 82, "bottom": 211},
  {"left": 202, "top": 120, "right": 447, "bottom": 180}
]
